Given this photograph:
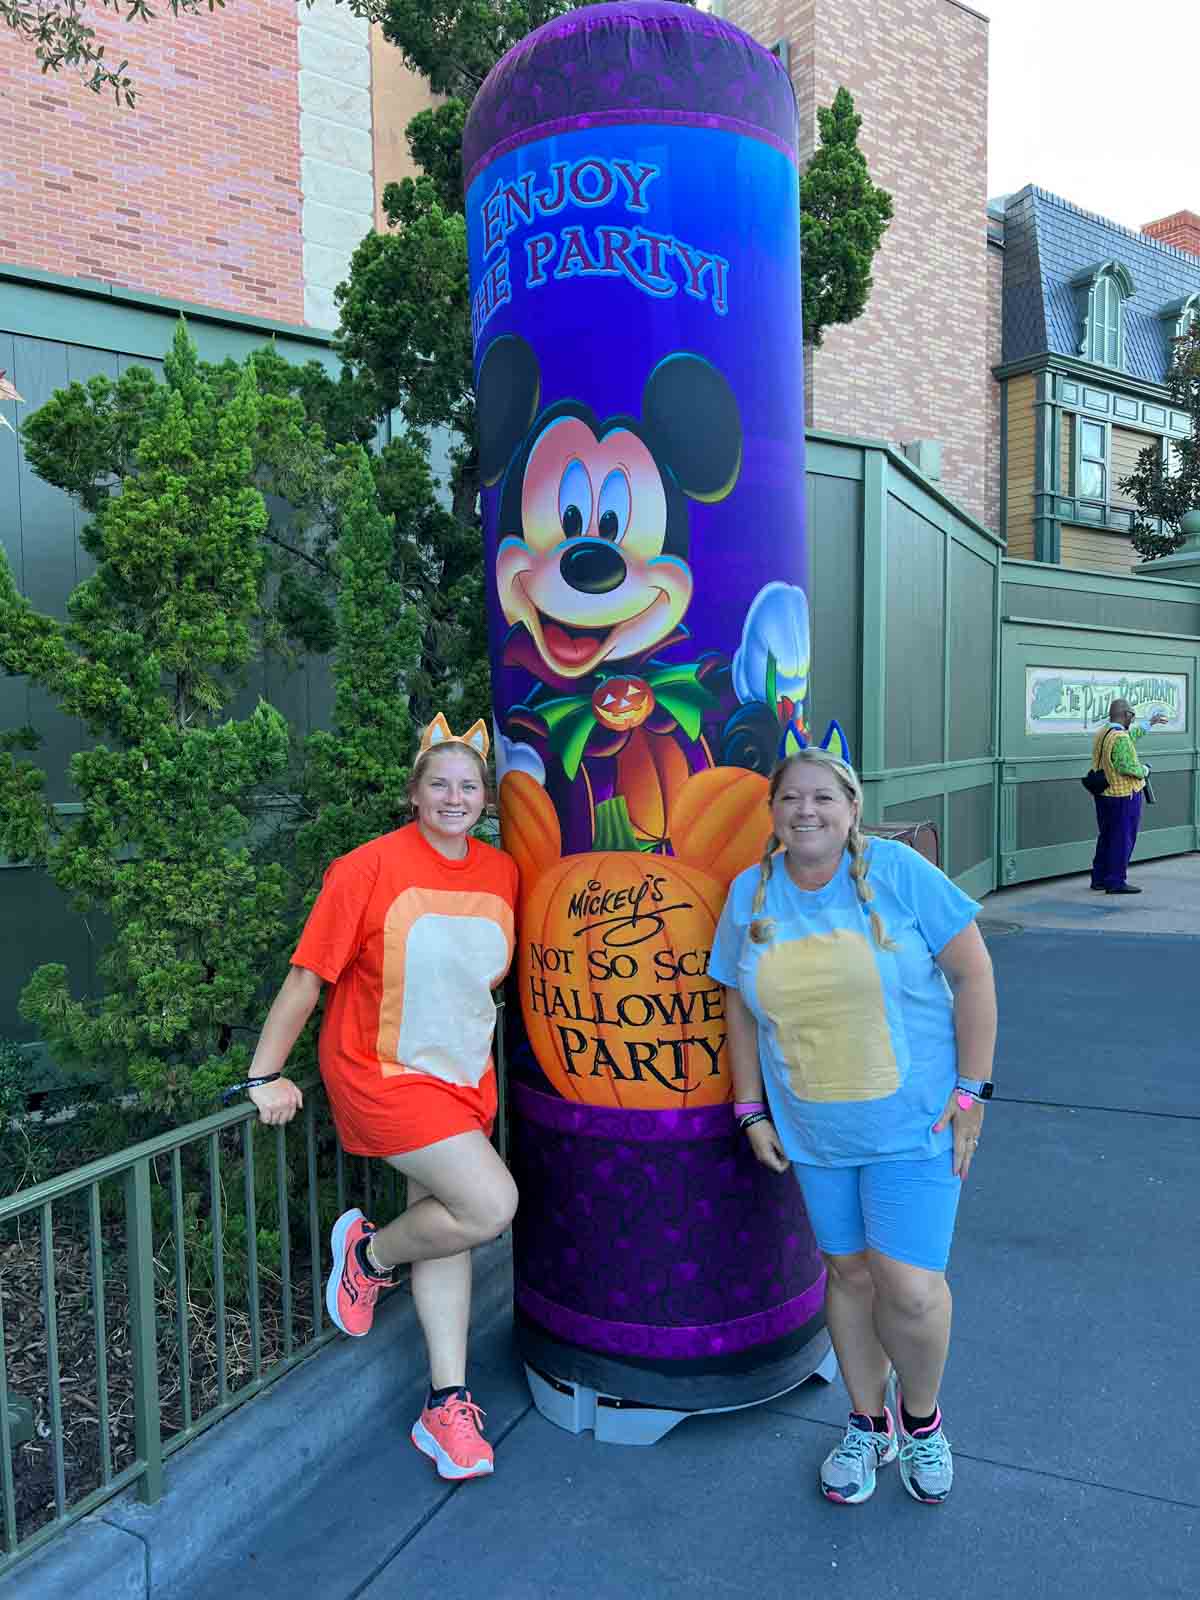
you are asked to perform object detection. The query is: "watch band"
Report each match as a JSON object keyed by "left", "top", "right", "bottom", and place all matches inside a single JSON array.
[{"left": 954, "top": 1077, "right": 994, "bottom": 1101}]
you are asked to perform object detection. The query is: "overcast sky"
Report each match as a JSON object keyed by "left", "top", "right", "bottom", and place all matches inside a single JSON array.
[{"left": 984, "top": 0, "right": 1199, "bottom": 229}]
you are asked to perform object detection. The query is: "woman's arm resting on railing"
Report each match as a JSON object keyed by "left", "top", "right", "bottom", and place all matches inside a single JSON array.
[{"left": 247, "top": 965, "right": 324, "bottom": 1126}]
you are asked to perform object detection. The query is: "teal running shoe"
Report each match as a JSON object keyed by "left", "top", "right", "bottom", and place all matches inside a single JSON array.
[
  {"left": 819, "top": 1410, "right": 899, "bottom": 1504},
  {"left": 891, "top": 1377, "right": 954, "bottom": 1505}
]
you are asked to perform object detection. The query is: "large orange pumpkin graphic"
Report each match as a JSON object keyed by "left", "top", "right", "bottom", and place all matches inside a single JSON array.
[
  {"left": 499, "top": 766, "right": 775, "bottom": 1111},
  {"left": 520, "top": 847, "right": 729, "bottom": 1109},
  {"left": 668, "top": 766, "right": 770, "bottom": 883}
]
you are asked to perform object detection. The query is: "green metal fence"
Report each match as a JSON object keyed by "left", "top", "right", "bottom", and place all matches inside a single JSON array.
[{"left": 0, "top": 1006, "right": 508, "bottom": 1579}]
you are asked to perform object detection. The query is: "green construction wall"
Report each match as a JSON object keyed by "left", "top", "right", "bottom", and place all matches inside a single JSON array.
[
  {"left": 997, "top": 561, "right": 1200, "bottom": 884},
  {"left": 806, "top": 433, "right": 1003, "bottom": 901}
]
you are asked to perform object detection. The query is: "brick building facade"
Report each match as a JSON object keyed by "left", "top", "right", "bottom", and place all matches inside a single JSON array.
[
  {"left": 0, "top": 0, "right": 415, "bottom": 331},
  {"left": 722, "top": 0, "right": 992, "bottom": 525}
]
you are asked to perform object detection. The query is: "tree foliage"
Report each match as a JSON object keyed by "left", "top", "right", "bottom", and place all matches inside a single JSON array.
[
  {"left": 0, "top": 325, "right": 445, "bottom": 1110},
  {"left": 799, "top": 87, "right": 894, "bottom": 348},
  {"left": 0, "top": 326, "right": 296, "bottom": 1111},
  {"left": 1120, "top": 319, "right": 1200, "bottom": 561},
  {"left": 376, "top": 0, "right": 694, "bottom": 104},
  {"left": 294, "top": 444, "right": 420, "bottom": 896}
]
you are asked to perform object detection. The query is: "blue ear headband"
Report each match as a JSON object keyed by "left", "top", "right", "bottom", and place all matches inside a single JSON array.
[{"left": 777, "top": 718, "right": 852, "bottom": 766}]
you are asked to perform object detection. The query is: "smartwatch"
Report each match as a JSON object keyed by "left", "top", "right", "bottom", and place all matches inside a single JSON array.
[{"left": 955, "top": 1077, "right": 994, "bottom": 1106}]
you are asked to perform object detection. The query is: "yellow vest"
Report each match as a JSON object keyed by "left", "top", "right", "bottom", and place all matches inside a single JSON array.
[{"left": 1092, "top": 726, "right": 1144, "bottom": 798}]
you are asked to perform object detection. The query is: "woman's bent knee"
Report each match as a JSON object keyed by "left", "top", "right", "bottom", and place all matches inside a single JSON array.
[{"left": 467, "top": 1170, "right": 518, "bottom": 1243}]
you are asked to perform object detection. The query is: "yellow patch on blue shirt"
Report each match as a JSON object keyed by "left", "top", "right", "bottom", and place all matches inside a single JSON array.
[{"left": 755, "top": 928, "right": 898, "bottom": 1102}]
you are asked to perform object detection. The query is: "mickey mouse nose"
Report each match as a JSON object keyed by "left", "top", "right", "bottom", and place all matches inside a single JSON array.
[{"left": 560, "top": 539, "right": 627, "bottom": 595}]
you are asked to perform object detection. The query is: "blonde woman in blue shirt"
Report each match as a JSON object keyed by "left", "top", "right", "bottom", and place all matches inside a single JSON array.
[{"left": 709, "top": 748, "right": 997, "bottom": 1507}]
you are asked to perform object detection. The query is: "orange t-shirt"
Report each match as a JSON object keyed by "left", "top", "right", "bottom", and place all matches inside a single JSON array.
[{"left": 291, "top": 824, "right": 518, "bottom": 1156}]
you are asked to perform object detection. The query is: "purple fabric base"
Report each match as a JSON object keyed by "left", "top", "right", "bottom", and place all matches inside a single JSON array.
[
  {"left": 516, "top": 1275, "right": 826, "bottom": 1361},
  {"left": 464, "top": 0, "right": 798, "bottom": 187},
  {"left": 510, "top": 1082, "right": 826, "bottom": 1363},
  {"left": 512, "top": 1079, "right": 738, "bottom": 1142}
]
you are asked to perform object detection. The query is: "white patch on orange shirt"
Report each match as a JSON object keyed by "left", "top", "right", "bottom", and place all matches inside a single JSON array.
[{"left": 377, "top": 889, "right": 514, "bottom": 1084}]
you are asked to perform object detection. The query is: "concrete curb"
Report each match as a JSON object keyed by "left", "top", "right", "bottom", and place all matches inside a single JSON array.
[{"left": 1, "top": 1238, "right": 514, "bottom": 1599}]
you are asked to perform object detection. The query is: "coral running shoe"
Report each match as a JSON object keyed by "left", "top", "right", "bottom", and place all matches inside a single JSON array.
[
  {"left": 411, "top": 1391, "right": 494, "bottom": 1480},
  {"left": 326, "top": 1207, "right": 387, "bottom": 1338},
  {"left": 820, "top": 1410, "right": 899, "bottom": 1504}
]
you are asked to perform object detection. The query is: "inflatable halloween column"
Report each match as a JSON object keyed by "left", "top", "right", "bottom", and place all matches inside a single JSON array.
[{"left": 466, "top": 1, "right": 831, "bottom": 1435}]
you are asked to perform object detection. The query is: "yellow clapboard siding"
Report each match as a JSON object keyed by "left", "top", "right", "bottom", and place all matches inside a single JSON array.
[
  {"left": 1111, "top": 425, "right": 1155, "bottom": 507},
  {"left": 1060, "top": 523, "right": 1137, "bottom": 575},
  {"left": 1005, "top": 374, "right": 1036, "bottom": 558}
]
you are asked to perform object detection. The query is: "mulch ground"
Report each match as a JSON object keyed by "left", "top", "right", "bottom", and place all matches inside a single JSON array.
[{"left": 2, "top": 1215, "right": 326, "bottom": 1547}]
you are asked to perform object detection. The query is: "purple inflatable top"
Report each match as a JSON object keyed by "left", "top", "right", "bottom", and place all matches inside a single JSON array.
[{"left": 463, "top": 0, "right": 799, "bottom": 189}]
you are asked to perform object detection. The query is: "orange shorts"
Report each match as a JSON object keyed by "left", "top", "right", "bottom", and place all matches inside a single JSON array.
[{"left": 320, "top": 1065, "right": 498, "bottom": 1158}]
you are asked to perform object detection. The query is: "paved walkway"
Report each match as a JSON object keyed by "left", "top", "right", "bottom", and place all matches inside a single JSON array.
[
  {"left": 985, "top": 851, "right": 1200, "bottom": 936},
  {"left": 22, "top": 858, "right": 1191, "bottom": 1600},
  {"left": 170, "top": 857, "right": 1198, "bottom": 1600}
]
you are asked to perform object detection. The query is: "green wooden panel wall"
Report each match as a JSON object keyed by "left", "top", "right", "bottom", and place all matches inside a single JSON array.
[
  {"left": 1003, "top": 561, "right": 1200, "bottom": 637},
  {"left": 885, "top": 792, "right": 945, "bottom": 838},
  {"left": 884, "top": 496, "right": 946, "bottom": 771},
  {"left": 808, "top": 470, "right": 863, "bottom": 763},
  {"left": 997, "top": 610, "right": 1200, "bottom": 883},
  {"left": 949, "top": 542, "right": 996, "bottom": 763},
  {"left": 948, "top": 783, "right": 994, "bottom": 880}
]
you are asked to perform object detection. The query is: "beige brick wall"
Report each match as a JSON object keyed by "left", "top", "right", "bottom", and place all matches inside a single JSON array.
[
  {"left": 727, "top": 0, "right": 991, "bottom": 525},
  {"left": 985, "top": 230, "right": 1004, "bottom": 535},
  {"left": 370, "top": 27, "right": 442, "bottom": 231}
]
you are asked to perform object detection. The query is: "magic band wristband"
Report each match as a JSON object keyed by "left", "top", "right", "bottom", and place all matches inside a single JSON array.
[{"left": 221, "top": 1072, "right": 282, "bottom": 1106}]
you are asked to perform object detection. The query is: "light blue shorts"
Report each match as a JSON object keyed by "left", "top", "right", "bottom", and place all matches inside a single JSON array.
[{"left": 792, "top": 1151, "right": 962, "bottom": 1273}]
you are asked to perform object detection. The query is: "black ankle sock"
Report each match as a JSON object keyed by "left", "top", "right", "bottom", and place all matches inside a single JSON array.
[
  {"left": 901, "top": 1403, "right": 938, "bottom": 1434},
  {"left": 428, "top": 1384, "right": 465, "bottom": 1408},
  {"left": 849, "top": 1411, "right": 890, "bottom": 1434},
  {"left": 354, "top": 1235, "right": 390, "bottom": 1281}
]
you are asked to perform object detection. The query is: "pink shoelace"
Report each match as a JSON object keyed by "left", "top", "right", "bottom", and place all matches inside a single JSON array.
[{"left": 436, "top": 1395, "right": 487, "bottom": 1448}]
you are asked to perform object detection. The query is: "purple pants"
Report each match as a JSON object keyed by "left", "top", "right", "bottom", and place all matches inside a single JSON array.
[{"left": 1091, "top": 790, "right": 1143, "bottom": 889}]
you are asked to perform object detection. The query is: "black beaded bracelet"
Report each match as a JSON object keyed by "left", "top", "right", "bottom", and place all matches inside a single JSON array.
[
  {"left": 221, "top": 1072, "right": 282, "bottom": 1106},
  {"left": 738, "top": 1111, "right": 771, "bottom": 1132}
]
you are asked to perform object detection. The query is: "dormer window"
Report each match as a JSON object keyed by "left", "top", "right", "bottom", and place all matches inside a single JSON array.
[
  {"left": 1160, "top": 292, "right": 1200, "bottom": 344},
  {"left": 1072, "top": 261, "right": 1134, "bottom": 369}
]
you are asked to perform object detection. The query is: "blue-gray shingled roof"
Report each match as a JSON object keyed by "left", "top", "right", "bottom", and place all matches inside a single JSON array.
[{"left": 1000, "top": 186, "right": 1200, "bottom": 382}]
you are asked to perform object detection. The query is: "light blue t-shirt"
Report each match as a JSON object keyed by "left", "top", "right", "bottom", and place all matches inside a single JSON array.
[{"left": 709, "top": 839, "right": 981, "bottom": 1167}]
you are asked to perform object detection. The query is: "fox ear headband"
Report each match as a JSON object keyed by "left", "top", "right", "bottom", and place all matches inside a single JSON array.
[{"left": 419, "top": 712, "right": 490, "bottom": 761}]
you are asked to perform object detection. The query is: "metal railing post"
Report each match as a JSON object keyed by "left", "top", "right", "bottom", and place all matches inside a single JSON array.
[{"left": 124, "top": 1158, "right": 164, "bottom": 1502}]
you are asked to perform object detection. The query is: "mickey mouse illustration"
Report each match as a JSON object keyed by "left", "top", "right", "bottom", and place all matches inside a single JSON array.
[{"left": 478, "top": 333, "right": 746, "bottom": 853}]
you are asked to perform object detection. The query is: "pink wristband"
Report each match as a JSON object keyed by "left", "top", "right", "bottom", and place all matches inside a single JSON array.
[{"left": 734, "top": 1101, "right": 766, "bottom": 1118}]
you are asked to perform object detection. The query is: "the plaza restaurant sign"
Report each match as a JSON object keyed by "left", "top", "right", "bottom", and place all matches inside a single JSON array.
[{"left": 1025, "top": 667, "right": 1187, "bottom": 735}]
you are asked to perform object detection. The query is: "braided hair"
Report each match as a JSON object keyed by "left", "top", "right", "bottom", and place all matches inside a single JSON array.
[{"left": 747, "top": 749, "right": 895, "bottom": 951}]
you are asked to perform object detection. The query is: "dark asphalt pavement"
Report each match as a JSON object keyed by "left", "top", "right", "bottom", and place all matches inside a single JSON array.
[{"left": 178, "top": 921, "right": 1199, "bottom": 1600}]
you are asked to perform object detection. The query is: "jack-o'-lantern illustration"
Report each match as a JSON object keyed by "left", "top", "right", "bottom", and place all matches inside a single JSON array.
[{"left": 501, "top": 769, "right": 773, "bottom": 1110}]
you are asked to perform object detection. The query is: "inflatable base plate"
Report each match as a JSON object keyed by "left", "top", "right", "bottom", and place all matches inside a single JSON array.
[{"left": 525, "top": 1333, "right": 839, "bottom": 1446}]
